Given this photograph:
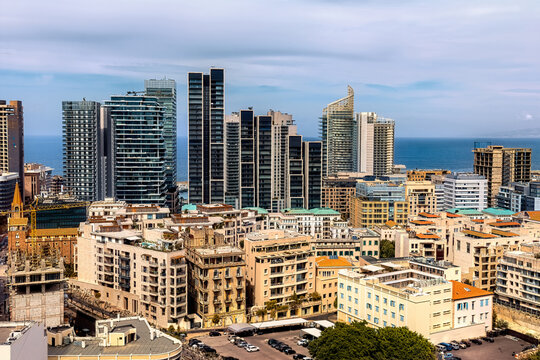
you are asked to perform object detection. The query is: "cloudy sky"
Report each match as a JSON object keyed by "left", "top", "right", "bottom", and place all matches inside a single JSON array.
[{"left": 1, "top": 0, "right": 540, "bottom": 137}]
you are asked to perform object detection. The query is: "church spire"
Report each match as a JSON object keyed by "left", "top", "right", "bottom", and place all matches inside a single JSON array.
[{"left": 11, "top": 181, "right": 23, "bottom": 213}]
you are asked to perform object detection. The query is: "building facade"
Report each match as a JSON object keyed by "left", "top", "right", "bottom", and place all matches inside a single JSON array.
[
  {"left": 62, "top": 100, "right": 101, "bottom": 201},
  {"left": 103, "top": 95, "right": 167, "bottom": 206},
  {"left": 0, "top": 172, "right": 18, "bottom": 211},
  {"left": 405, "top": 181, "right": 437, "bottom": 216},
  {"left": 443, "top": 173, "right": 488, "bottom": 211},
  {"left": 473, "top": 145, "right": 532, "bottom": 207},
  {"left": 0, "top": 100, "right": 24, "bottom": 193},
  {"left": 321, "top": 86, "right": 355, "bottom": 177},
  {"left": 188, "top": 68, "right": 225, "bottom": 204}
]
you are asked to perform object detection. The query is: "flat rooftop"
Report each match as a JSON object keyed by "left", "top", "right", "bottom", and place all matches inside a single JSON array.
[
  {"left": 193, "top": 246, "right": 244, "bottom": 256},
  {"left": 48, "top": 318, "right": 180, "bottom": 356},
  {"left": 246, "top": 229, "right": 307, "bottom": 241}
]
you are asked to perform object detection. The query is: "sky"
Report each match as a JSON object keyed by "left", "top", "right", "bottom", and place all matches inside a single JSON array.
[{"left": 1, "top": 0, "right": 540, "bottom": 138}]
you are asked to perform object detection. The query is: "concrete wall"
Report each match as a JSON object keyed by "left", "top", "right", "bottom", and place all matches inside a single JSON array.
[
  {"left": 495, "top": 303, "right": 540, "bottom": 336},
  {"left": 429, "top": 323, "right": 486, "bottom": 344},
  {"left": 11, "top": 290, "right": 63, "bottom": 327}
]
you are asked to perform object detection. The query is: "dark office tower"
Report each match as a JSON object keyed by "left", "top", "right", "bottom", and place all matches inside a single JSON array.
[
  {"left": 187, "top": 68, "right": 225, "bottom": 204},
  {"left": 240, "top": 109, "right": 256, "bottom": 207},
  {"left": 0, "top": 100, "right": 24, "bottom": 192},
  {"left": 145, "top": 79, "right": 178, "bottom": 210},
  {"left": 256, "top": 115, "right": 272, "bottom": 210},
  {"left": 224, "top": 114, "right": 240, "bottom": 207},
  {"left": 303, "top": 141, "right": 322, "bottom": 209},
  {"left": 103, "top": 95, "right": 167, "bottom": 206},
  {"left": 288, "top": 135, "right": 304, "bottom": 208},
  {"left": 62, "top": 101, "right": 100, "bottom": 201}
]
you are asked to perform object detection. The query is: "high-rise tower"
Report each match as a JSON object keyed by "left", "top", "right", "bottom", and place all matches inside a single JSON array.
[
  {"left": 188, "top": 69, "right": 225, "bottom": 204},
  {"left": 355, "top": 112, "right": 395, "bottom": 176},
  {"left": 103, "top": 95, "right": 167, "bottom": 206},
  {"left": 62, "top": 100, "right": 101, "bottom": 201},
  {"left": 145, "top": 79, "right": 178, "bottom": 210},
  {"left": 320, "top": 86, "right": 355, "bottom": 177},
  {"left": 0, "top": 100, "right": 24, "bottom": 194}
]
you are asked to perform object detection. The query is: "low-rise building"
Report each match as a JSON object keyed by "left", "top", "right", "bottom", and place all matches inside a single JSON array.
[
  {"left": 186, "top": 246, "right": 246, "bottom": 328},
  {"left": 407, "top": 169, "right": 451, "bottom": 182},
  {"left": 0, "top": 322, "right": 46, "bottom": 360},
  {"left": 268, "top": 207, "right": 341, "bottom": 240},
  {"left": 244, "top": 230, "right": 318, "bottom": 318},
  {"left": 405, "top": 181, "right": 437, "bottom": 216},
  {"left": 315, "top": 227, "right": 380, "bottom": 260},
  {"left": 337, "top": 268, "right": 454, "bottom": 339},
  {"left": 451, "top": 280, "right": 493, "bottom": 331},
  {"left": 321, "top": 172, "right": 366, "bottom": 219},
  {"left": 47, "top": 316, "right": 182, "bottom": 360},
  {"left": 315, "top": 256, "right": 354, "bottom": 312}
]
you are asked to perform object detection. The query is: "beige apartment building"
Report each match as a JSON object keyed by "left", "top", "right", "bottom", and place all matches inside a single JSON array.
[
  {"left": 75, "top": 221, "right": 188, "bottom": 329},
  {"left": 316, "top": 227, "right": 381, "bottom": 260},
  {"left": 337, "top": 268, "right": 454, "bottom": 340},
  {"left": 321, "top": 172, "right": 366, "bottom": 219},
  {"left": 473, "top": 145, "right": 531, "bottom": 206},
  {"left": 407, "top": 169, "right": 451, "bottom": 181},
  {"left": 405, "top": 181, "right": 437, "bottom": 216},
  {"left": 350, "top": 197, "right": 408, "bottom": 228},
  {"left": 315, "top": 256, "right": 354, "bottom": 312},
  {"left": 186, "top": 245, "right": 246, "bottom": 328},
  {"left": 244, "top": 230, "right": 319, "bottom": 318},
  {"left": 267, "top": 208, "right": 341, "bottom": 240},
  {"left": 496, "top": 243, "right": 540, "bottom": 316}
]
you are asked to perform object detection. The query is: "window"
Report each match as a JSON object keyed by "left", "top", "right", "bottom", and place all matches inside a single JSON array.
[
  {"left": 400, "top": 315, "right": 404, "bottom": 322},
  {"left": 355, "top": 298, "right": 358, "bottom": 304},
  {"left": 339, "top": 283, "right": 344, "bottom": 289},
  {"left": 367, "top": 303, "right": 372, "bottom": 310},
  {"left": 348, "top": 306, "right": 352, "bottom": 313},
  {"left": 390, "top": 300, "right": 395, "bottom": 307},
  {"left": 383, "top": 298, "right": 387, "bottom": 305},
  {"left": 368, "top": 314, "right": 371, "bottom": 321},
  {"left": 375, "top": 306, "right": 379, "bottom": 312},
  {"left": 399, "top": 304, "right": 404, "bottom": 311},
  {"left": 355, "top": 287, "right": 358, "bottom": 294},
  {"left": 383, "top": 309, "right": 387, "bottom": 315},
  {"left": 355, "top": 309, "right": 358, "bottom": 315},
  {"left": 347, "top": 285, "right": 351, "bottom": 291},
  {"left": 391, "top": 312, "right": 395, "bottom": 319},
  {"left": 368, "top": 292, "right": 371, "bottom": 299},
  {"left": 340, "top": 293, "right": 344, "bottom": 299},
  {"left": 485, "top": 299, "right": 489, "bottom": 306},
  {"left": 480, "top": 299, "right": 484, "bottom": 307},
  {"left": 375, "top": 295, "right": 379, "bottom": 302},
  {"left": 383, "top": 321, "right": 387, "bottom": 326},
  {"left": 374, "top": 317, "right": 379, "bottom": 324}
]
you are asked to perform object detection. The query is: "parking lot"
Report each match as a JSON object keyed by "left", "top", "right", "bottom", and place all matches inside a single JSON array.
[
  {"left": 441, "top": 336, "right": 535, "bottom": 360},
  {"left": 198, "top": 329, "right": 312, "bottom": 360}
]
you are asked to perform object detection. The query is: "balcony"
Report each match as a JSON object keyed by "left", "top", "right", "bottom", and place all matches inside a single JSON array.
[
  {"left": 236, "top": 297, "right": 244, "bottom": 302},
  {"left": 214, "top": 299, "right": 221, "bottom": 305},
  {"left": 225, "top": 298, "right": 232, "bottom": 303}
]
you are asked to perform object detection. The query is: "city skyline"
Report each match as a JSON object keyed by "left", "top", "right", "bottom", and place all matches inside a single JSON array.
[{"left": 2, "top": 1, "right": 540, "bottom": 138}]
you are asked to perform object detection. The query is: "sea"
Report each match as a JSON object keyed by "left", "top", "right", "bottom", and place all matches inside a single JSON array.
[{"left": 25, "top": 136, "right": 540, "bottom": 180}]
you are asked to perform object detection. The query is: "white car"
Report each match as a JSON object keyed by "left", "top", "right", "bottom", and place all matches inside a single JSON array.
[{"left": 245, "top": 345, "right": 260, "bottom": 352}]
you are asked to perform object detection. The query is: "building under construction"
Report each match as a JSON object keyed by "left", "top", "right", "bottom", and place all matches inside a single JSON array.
[{"left": 7, "top": 251, "right": 66, "bottom": 327}]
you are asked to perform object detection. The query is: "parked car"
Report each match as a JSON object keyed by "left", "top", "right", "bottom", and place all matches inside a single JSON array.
[
  {"left": 443, "top": 353, "right": 454, "bottom": 359},
  {"left": 461, "top": 340, "right": 471, "bottom": 347},
  {"left": 284, "top": 348, "right": 297, "bottom": 355},
  {"left": 449, "top": 341, "right": 460, "bottom": 350},
  {"left": 436, "top": 345, "right": 446, "bottom": 352},
  {"left": 298, "top": 339, "right": 309, "bottom": 347},
  {"left": 458, "top": 342, "right": 467, "bottom": 349},
  {"left": 246, "top": 345, "right": 260, "bottom": 352},
  {"left": 200, "top": 345, "right": 216, "bottom": 353},
  {"left": 523, "top": 345, "right": 537, "bottom": 351},
  {"left": 482, "top": 337, "right": 494, "bottom": 343},
  {"left": 449, "top": 357, "right": 462, "bottom": 360},
  {"left": 268, "top": 338, "right": 278, "bottom": 345},
  {"left": 222, "top": 357, "right": 239, "bottom": 360},
  {"left": 438, "top": 343, "right": 453, "bottom": 351},
  {"left": 188, "top": 338, "right": 201, "bottom": 347},
  {"left": 471, "top": 338, "right": 482, "bottom": 345},
  {"left": 209, "top": 330, "right": 221, "bottom": 337},
  {"left": 293, "top": 354, "right": 306, "bottom": 360}
]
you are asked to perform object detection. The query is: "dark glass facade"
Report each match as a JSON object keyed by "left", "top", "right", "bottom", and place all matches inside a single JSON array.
[{"left": 303, "top": 141, "right": 322, "bottom": 209}]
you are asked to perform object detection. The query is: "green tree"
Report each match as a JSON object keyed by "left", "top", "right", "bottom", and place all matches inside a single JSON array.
[
  {"left": 380, "top": 239, "right": 395, "bottom": 258},
  {"left": 255, "top": 308, "right": 266, "bottom": 320},
  {"left": 309, "top": 292, "right": 322, "bottom": 301},
  {"left": 211, "top": 314, "right": 220, "bottom": 325},
  {"left": 528, "top": 350, "right": 540, "bottom": 360},
  {"left": 308, "top": 321, "right": 435, "bottom": 360},
  {"left": 375, "top": 326, "right": 435, "bottom": 360},
  {"left": 265, "top": 300, "right": 278, "bottom": 319}
]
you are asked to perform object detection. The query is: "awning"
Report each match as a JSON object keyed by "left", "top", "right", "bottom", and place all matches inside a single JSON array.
[
  {"left": 301, "top": 328, "right": 322, "bottom": 338},
  {"left": 313, "top": 320, "right": 334, "bottom": 329},
  {"left": 227, "top": 323, "right": 255, "bottom": 334},
  {"left": 251, "top": 318, "right": 307, "bottom": 330},
  {"left": 362, "top": 265, "right": 384, "bottom": 272}
]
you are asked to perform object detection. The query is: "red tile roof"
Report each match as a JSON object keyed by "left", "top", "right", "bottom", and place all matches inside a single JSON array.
[{"left": 451, "top": 281, "right": 492, "bottom": 300}]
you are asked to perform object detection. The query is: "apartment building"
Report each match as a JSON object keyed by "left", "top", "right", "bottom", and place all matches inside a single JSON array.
[
  {"left": 405, "top": 181, "right": 437, "bottom": 216},
  {"left": 186, "top": 246, "right": 246, "bottom": 328},
  {"left": 473, "top": 145, "right": 531, "bottom": 207},
  {"left": 409, "top": 257, "right": 461, "bottom": 281},
  {"left": 447, "top": 229, "right": 529, "bottom": 291},
  {"left": 451, "top": 280, "right": 493, "bottom": 331},
  {"left": 350, "top": 177, "right": 408, "bottom": 228},
  {"left": 321, "top": 172, "right": 366, "bottom": 219},
  {"left": 337, "top": 268, "right": 454, "bottom": 339},
  {"left": 355, "top": 112, "right": 395, "bottom": 176},
  {"left": 316, "top": 227, "right": 380, "bottom": 260},
  {"left": 315, "top": 256, "right": 354, "bottom": 312},
  {"left": 267, "top": 207, "right": 341, "bottom": 240},
  {"left": 443, "top": 173, "right": 488, "bottom": 210},
  {"left": 496, "top": 243, "right": 540, "bottom": 316},
  {"left": 407, "top": 169, "right": 451, "bottom": 181},
  {"left": 497, "top": 182, "right": 540, "bottom": 212},
  {"left": 0, "top": 173, "right": 18, "bottom": 211},
  {"left": 0, "top": 322, "right": 46, "bottom": 360},
  {"left": 0, "top": 100, "right": 24, "bottom": 189},
  {"left": 244, "top": 230, "right": 318, "bottom": 318},
  {"left": 75, "top": 221, "right": 188, "bottom": 329},
  {"left": 23, "top": 163, "right": 53, "bottom": 201}
]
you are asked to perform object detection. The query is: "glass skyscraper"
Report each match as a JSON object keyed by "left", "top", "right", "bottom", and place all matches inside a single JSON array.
[
  {"left": 188, "top": 68, "right": 225, "bottom": 204},
  {"left": 62, "top": 100, "right": 101, "bottom": 201},
  {"left": 320, "top": 86, "right": 355, "bottom": 177},
  {"left": 103, "top": 95, "right": 167, "bottom": 206}
]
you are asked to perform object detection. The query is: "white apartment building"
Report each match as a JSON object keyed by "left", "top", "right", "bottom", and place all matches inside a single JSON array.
[
  {"left": 337, "top": 268, "right": 454, "bottom": 339},
  {"left": 451, "top": 280, "right": 493, "bottom": 331},
  {"left": 267, "top": 208, "right": 341, "bottom": 240},
  {"left": 444, "top": 173, "right": 488, "bottom": 210}
]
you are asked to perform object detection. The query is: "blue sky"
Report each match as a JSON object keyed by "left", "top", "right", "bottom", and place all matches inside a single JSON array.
[{"left": 1, "top": 0, "right": 540, "bottom": 137}]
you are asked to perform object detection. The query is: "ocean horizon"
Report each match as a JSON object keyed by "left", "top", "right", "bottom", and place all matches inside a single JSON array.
[{"left": 25, "top": 135, "right": 540, "bottom": 180}]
